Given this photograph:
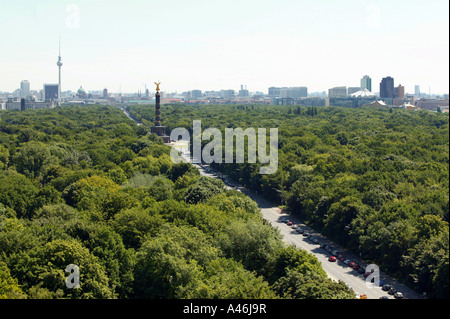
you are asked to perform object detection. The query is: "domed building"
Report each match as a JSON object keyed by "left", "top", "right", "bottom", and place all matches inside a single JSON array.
[{"left": 76, "top": 86, "right": 87, "bottom": 99}]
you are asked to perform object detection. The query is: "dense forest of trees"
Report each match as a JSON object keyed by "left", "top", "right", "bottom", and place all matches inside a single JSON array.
[
  {"left": 0, "top": 106, "right": 354, "bottom": 299},
  {"left": 127, "top": 103, "right": 449, "bottom": 299}
]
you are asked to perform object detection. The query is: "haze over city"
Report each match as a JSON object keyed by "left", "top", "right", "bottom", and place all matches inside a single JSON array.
[{"left": 0, "top": 0, "right": 448, "bottom": 94}]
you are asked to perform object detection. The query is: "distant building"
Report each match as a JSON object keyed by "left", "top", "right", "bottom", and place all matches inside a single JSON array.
[
  {"left": 191, "top": 90, "right": 203, "bottom": 99},
  {"left": 268, "top": 86, "right": 307, "bottom": 98},
  {"left": 220, "top": 90, "right": 235, "bottom": 99},
  {"left": 350, "top": 88, "right": 375, "bottom": 98},
  {"left": 238, "top": 85, "right": 249, "bottom": 98},
  {"left": 4, "top": 97, "right": 55, "bottom": 110},
  {"left": 380, "top": 77, "right": 395, "bottom": 99},
  {"left": 348, "top": 87, "right": 360, "bottom": 95},
  {"left": 416, "top": 99, "right": 449, "bottom": 111},
  {"left": 44, "top": 84, "right": 59, "bottom": 102},
  {"left": 396, "top": 84, "right": 405, "bottom": 98},
  {"left": 328, "top": 86, "right": 347, "bottom": 98},
  {"left": 21, "top": 80, "right": 31, "bottom": 99},
  {"left": 403, "top": 103, "right": 420, "bottom": 111},
  {"left": 361, "top": 75, "right": 372, "bottom": 92},
  {"left": 76, "top": 86, "right": 87, "bottom": 99},
  {"left": 415, "top": 85, "right": 421, "bottom": 97},
  {"left": 369, "top": 100, "right": 388, "bottom": 108}
]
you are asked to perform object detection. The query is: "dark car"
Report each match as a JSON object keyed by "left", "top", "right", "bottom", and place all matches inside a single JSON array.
[
  {"left": 388, "top": 288, "right": 397, "bottom": 295},
  {"left": 382, "top": 285, "right": 392, "bottom": 291},
  {"left": 357, "top": 267, "right": 365, "bottom": 274}
]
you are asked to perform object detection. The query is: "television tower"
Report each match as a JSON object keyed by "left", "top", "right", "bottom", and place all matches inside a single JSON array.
[{"left": 57, "top": 37, "right": 63, "bottom": 105}]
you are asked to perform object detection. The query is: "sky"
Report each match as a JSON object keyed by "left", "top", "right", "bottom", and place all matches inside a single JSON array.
[{"left": 0, "top": 0, "right": 449, "bottom": 95}]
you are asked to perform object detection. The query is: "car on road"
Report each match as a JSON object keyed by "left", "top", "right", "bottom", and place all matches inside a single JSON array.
[
  {"left": 357, "top": 294, "right": 368, "bottom": 299},
  {"left": 382, "top": 284, "right": 392, "bottom": 291},
  {"left": 357, "top": 267, "right": 365, "bottom": 274},
  {"left": 287, "top": 221, "right": 293, "bottom": 226},
  {"left": 388, "top": 288, "right": 397, "bottom": 295},
  {"left": 394, "top": 292, "right": 404, "bottom": 299},
  {"left": 344, "top": 259, "right": 352, "bottom": 265},
  {"left": 302, "top": 232, "right": 309, "bottom": 237},
  {"left": 328, "top": 256, "right": 337, "bottom": 262},
  {"left": 338, "top": 254, "right": 345, "bottom": 262},
  {"left": 379, "top": 296, "right": 389, "bottom": 299},
  {"left": 296, "top": 228, "right": 304, "bottom": 234},
  {"left": 292, "top": 224, "right": 298, "bottom": 229}
]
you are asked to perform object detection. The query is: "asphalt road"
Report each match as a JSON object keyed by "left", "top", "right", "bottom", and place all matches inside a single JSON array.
[{"left": 171, "top": 141, "right": 423, "bottom": 300}]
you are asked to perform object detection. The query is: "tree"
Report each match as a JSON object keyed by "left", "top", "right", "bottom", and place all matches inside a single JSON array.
[
  {"left": 0, "top": 174, "right": 39, "bottom": 219},
  {"left": 215, "top": 219, "right": 283, "bottom": 274},
  {"left": 12, "top": 141, "right": 52, "bottom": 178},
  {"left": 0, "top": 261, "right": 27, "bottom": 299},
  {"left": 272, "top": 268, "right": 354, "bottom": 299},
  {"left": 183, "top": 176, "right": 225, "bottom": 204}
]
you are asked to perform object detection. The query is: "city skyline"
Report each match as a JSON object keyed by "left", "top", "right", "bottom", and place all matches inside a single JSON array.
[{"left": 0, "top": 0, "right": 448, "bottom": 94}]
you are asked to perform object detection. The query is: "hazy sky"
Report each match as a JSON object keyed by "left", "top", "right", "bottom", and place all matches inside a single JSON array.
[{"left": 0, "top": 0, "right": 448, "bottom": 94}]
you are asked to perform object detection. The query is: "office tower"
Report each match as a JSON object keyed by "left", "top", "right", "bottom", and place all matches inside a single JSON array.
[
  {"left": 239, "top": 85, "right": 249, "bottom": 97},
  {"left": 44, "top": 84, "right": 59, "bottom": 101},
  {"left": 57, "top": 38, "right": 63, "bottom": 105},
  {"left": 415, "top": 85, "right": 420, "bottom": 97},
  {"left": 397, "top": 85, "right": 405, "bottom": 98},
  {"left": 361, "top": 75, "right": 372, "bottom": 92},
  {"left": 103, "top": 88, "right": 108, "bottom": 99},
  {"left": 20, "top": 80, "right": 31, "bottom": 98},
  {"left": 328, "top": 86, "right": 347, "bottom": 98},
  {"left": 380, "top": 76, "right": 395, "bottom": 99}
]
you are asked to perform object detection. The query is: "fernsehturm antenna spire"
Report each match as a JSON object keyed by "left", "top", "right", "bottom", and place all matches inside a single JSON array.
[{"left": 57, "top": 37, "right": 63, "bottom": 105}]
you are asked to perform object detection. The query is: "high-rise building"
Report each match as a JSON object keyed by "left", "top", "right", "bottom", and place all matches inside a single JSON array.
[
  {"left": 20, "top": 80, "right": 30, "bottom": 98},
  {"left": 361, "top": 75, "right": 372, "bottom": 92},
  {"left": 239, "top": 85, "right": 249, "bottom": 98},
  {"left": 380, "top": 76, "right": 395, "bottom": 99},
  {"left": 328, "top": 86, "right": 347, "bottom": 98},
  {"left": 415, "top": 85, "right": 420, "bottom": 97},
  {"left": 44, "top": 84, "right": 59, "bottom": 101},
  {"left": 397, "top": 84, "right": 405, "bottom": 98}
]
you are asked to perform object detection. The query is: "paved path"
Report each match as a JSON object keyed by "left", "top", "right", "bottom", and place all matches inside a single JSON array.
[{"left": 170, "top": 141, "right": 423, "bottom": 300}]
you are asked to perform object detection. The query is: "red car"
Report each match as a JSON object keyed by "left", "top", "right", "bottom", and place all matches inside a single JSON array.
[
  {"left": 328, "top": 256, "right": 337, "bottom": 262},
  {"left": 287, "top": 221, "right": 293, "bottom": 226}
]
